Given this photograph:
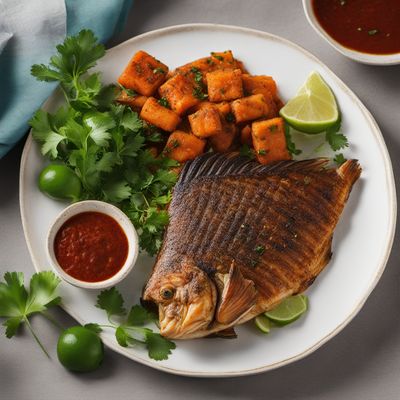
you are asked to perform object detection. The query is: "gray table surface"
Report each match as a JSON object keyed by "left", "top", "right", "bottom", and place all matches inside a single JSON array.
[{"left": 1, "top": 1, "right": 400, "bottom": 399}]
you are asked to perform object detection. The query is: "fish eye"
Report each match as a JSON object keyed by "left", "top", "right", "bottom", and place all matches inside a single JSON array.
[{"left": 160, "top": 287, "right": 175, "bottom": 300}]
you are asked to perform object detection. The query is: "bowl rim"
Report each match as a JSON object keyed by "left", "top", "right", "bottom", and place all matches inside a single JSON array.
[
  {"left": 302, "top": 0, "right": 400, "bottom": 65},
  {"left": 46, "top": 200, "right": 139, "bottom": 289}
]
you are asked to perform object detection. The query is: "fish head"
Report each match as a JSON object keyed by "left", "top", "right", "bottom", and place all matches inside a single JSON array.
[{"left": 143, "top": 259, "right": 217, "bottom": 339}]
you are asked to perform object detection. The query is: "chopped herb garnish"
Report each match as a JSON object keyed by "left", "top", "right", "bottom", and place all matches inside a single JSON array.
[
  {"left": 153, "top": 67, "right": 165, "bottom": 74},
  {"left": 258, "top": 149, "right": 267, "bottom": 156},
  {"left": 118, "top": 83, "right": 137, "bottom": 97},
  {"left": 254, "top": 245, "right": 265, "bottom": 255},
  {"left": 164, "top": 139, "right": 180, "bottom": 154},
  {"left": 250, "top": 259, "right": 258, "bottom": 268},
  {"left": 193, "top": 86, "right": 208, "bottom": 100},
  {"left": 239, "top": 144, "right": 255, "bottom": 159},
  {"left": 368, "top": 29, "right": 379, "bottom": 36},
  {"left": 225, "top": 112, "right": 235, "bottom": 123},
  {"left": 333, "top": 153, "right": 346, "bottom": 166},
  {"left": 158, "top": 97, "right": 171, "bottom": 109},
  {"left": 269, "top": 124, "right": 278, "bottom": 132},
  {"left": 190, "top": 67, "right": 203, "bottom": 84},
  {"left": 171, "top": 139, "right": 180, "bottom": 149},
  {"left": 211, "top": 52, "right": 224, "bottom": 61}
]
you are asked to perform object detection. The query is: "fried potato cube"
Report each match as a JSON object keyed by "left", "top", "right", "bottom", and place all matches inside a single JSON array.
[
  {"left": 158, "top": 74, "right": 200, "bottom": 115},
  {"left": 240, "top": 125, "right": 252, "bottom": 145},
  {"left": 188, "top": 105, "right": 222, "bottom": 138},
  {"left": 242, "top": 74, "right": 278, "bottom": 100},
  {"left": 209, "top": 123, "right": 237, "bottom": 153},
  {"left": 116, "top": 91, "right": 148, "bottom": 111},
  {"left": 140, "top": 97, "right": 181, "bottom": 132},
  {"left": 215, "top": 101, "right": 231, "bottom": 117},
  {"left": 251, "top": 117, "right": 291, "bottom": 165},
  {"left": 118, "top": 51, "right": 168, "bottom": 96},
  {"left": 231, "top": 94, "right": 274, "bottom": 123},
  {"left": 174, "top": 50, "right": 244, "bottom": 77},
  {"left": 164, "top": 131, "right": 206, "bottom": 162},
  {"left": 206, "top": 69, "right": 243, "bottom": 102}
]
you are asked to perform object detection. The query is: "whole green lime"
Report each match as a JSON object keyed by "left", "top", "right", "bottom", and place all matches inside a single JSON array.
[
  {"left": 57, "top": 326, "right": 104, "bottom": 372},
  {"left": 38, "top": 164, "right": 81, "bottom": 202}
]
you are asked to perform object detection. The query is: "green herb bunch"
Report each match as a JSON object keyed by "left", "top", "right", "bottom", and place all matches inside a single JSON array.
[{"left": 29, "top": 30, "right": 179, "bottom": 255}]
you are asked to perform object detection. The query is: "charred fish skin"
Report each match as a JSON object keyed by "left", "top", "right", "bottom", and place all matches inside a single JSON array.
[{"left": 143, "top": 153, "right": 361, "bottom": 339}]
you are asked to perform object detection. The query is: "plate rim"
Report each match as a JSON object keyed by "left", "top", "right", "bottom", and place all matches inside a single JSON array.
[{"left": 19, "top": 23, "right": 397, "bottom": 377}]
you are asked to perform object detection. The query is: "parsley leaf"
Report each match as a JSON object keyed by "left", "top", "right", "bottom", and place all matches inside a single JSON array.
[
  {"left": 0, "top": 271, "right": 61, "bottom": 357},
  {"left": 84, "top": 323, "right": 103, "bottom": 334},
  {"left": 95, "top": 288, "right": 175, "bottom": 361},
  {"left": 84, "top": 112, "right": 115, "bottom": 146},
  {"left": 95, "top": 287, "right": 126, "bottom": 318},
  {"left": 325, "top": 120, "right": 349, "bottom": 151},
  {"left": 333, "top": 153, "right": 346, "bottom": 166},
  {"left": 145, "top": 331, "right": 176, "bottom": 361}
]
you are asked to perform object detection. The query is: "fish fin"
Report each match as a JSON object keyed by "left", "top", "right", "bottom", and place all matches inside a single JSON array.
[
  {"left": 216, "top": 262, "right": 258, "bottom": 325},
  {"left": 338, "top": 159, "right": 362, "bottom": 187},
  {"left": 206, "top": 327, "right": 237, "bottom": 339},
  {"left": 178, "top": 152, "right": 332, "bottom": 185}
]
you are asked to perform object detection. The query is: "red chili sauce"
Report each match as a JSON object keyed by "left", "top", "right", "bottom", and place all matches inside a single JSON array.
[
  {"left": 312, "top": 0, "right": 400, "bottom": 55},
  {"left": 54, "top": 212, "right": 128, "bottom": 282}
]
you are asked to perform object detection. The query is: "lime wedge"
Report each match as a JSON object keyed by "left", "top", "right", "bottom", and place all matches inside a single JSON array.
[
  {"left": 280, "top": 72, "right": 339, "bottom": 134},
  {"left": 254, "top": 315, "right": 271, "bottom": 333},
  {"left": 264, "top": 295, "right": 308, "bottom": 326}
]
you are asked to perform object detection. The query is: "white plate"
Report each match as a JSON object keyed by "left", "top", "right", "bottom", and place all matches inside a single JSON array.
[{"left": 19, "top": 24, "right": 396, "bottom": 377}]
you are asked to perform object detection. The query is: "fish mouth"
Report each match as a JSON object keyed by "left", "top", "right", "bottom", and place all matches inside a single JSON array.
[{"left": 158, "top": 280, "right": 218, "bottom": 339}]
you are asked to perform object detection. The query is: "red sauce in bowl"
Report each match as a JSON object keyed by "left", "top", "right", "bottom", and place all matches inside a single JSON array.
[
  {"left": 312, "top": 0, "right": 400, "bottom": 55},
  {"left": 54, "top": 212, "right": 129, "bottom": 283}
]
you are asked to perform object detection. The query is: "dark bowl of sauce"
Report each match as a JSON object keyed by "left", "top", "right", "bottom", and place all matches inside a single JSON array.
[
  {"left": 47, "top": 201, "right": 139, "bottom": 289},
  {"left": 303, "top": 0, "right": 400, "bottom": 65}
]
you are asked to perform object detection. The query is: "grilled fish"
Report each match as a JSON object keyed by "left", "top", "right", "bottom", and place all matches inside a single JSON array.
[{"left": 143, "top": 153, "right": 361, "bottom": 339}]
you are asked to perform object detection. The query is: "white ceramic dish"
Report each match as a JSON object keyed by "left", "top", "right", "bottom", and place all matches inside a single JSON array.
[
  {"left": 46, "top": 200, "right": 139, "bottom": 290},
  {"left": 302, "top": 0, "right": 400, "bottom": 65},
  {"left": 20, "top": 24, "right": 396, "bottom": 377}
]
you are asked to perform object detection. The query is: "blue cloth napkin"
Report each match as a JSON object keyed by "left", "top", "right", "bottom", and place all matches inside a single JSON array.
[{"left": 0, "top": 0, "right": 132, "bottom": 158}]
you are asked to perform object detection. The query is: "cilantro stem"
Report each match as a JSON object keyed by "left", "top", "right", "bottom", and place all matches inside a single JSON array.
[
  {"left": 98, "top": 324, "right": 117, "bottom": 329},
  {"left": 24, "top": 316, "right": 50, "bottom": 358},
  {"left": 142, "top": 193, "right": 150, "bottom": 208},
  {"left": 41, "top": 311, "right": 64, "bottom": 330}
]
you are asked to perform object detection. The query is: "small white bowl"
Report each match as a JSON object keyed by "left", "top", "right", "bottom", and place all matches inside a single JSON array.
[
  {"left": 47, "top": 200, "right": 139, "bottom": 289},
  {"left": 302, "top": 0, "right": 400, "bottom": 65}
]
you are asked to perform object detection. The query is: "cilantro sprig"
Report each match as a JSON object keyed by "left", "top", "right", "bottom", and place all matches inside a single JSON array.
[
  {"left": 0, "top": 271, "right": 62, "bottom": 357},
  {"left": 325, "top": 119, "right": 349, "bottom": 152},
  {"left": 30, "top": 30, "right": 179, "bottom": 255},
  {"left": 95, "top": 287, "right": 175, "bottom": 361}
]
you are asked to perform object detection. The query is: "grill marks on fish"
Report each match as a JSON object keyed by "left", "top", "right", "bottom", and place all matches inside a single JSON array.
[{"left": 144, "top": 153, "right": 361, "bottom": 338}]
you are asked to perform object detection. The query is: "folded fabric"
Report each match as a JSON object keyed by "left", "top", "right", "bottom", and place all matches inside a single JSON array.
[{"left": 0, "top": 0, "right": 132, "bottom": 159}]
